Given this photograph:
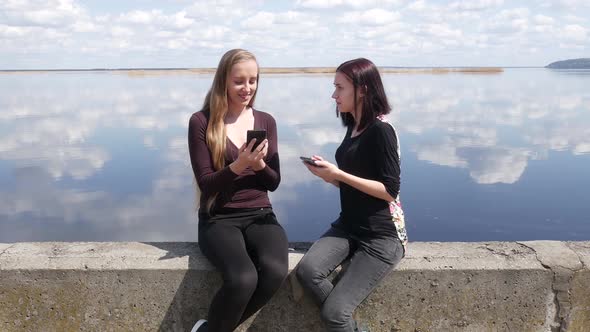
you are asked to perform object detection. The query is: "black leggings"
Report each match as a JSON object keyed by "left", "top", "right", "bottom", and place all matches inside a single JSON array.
[{"left": 198, "top": 208, "right": 289, "bottom": 332}]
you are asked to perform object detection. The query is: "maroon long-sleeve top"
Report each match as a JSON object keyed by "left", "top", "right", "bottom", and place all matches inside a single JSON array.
[{"left": 188, "top": 109, "right": 281, "bottom": 214}]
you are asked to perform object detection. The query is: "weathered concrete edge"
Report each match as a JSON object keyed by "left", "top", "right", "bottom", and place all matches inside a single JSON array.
[
  {"left": 1, "top": 241, "right": 589, "bottom": 331},
  {"left": 566, "top": 241, "right": 590, "bottom": 269},
  {"left": 0, "top": 241, "right": 561, "bottom": 271},
  {"left": 0, "top": 243, "right": 15, "bottom": 269},
  {"left": 2, "top": 241, "right": 588, "bottom": 271},
  {"left": 0, "top": 243, "right": 14, "bottom": 255},
  {"left": 517, "top": 241, "right": 587, "bottom": 332}
]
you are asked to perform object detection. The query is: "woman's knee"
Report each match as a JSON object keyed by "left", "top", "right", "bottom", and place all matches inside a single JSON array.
[
  {"left": 320, "top": 301, "right": 348, "bottom": 327},
  {"left": 259, "top": 256, "right": 288, "bottom": 285},
  {"left": 225, "top": 267, "right": 258, "bottom": 294},
  {"left": 296, "top": 256, "right": 320, "bottom": 286}
]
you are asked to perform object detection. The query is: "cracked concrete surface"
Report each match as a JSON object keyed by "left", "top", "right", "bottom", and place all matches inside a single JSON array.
[
  {"left": 517, "top": 241, "right": 586, "bottom": 332},
  {"left": 564, "top": 241, "right": 590, "bottom": 331},
  {"left": 0, "top": 243, "right": 14, "bottom": 256},
  {"left": 519, "top": 241, "right": 584, "bottom": 272},
  {"left": 1, "top": 241, "right": 588, "bottom": 331},
  {"left": 0, "top": 244, "right": 15, "bottom": 268},
  {"left": 566, "top": 242, "right": 590, "bottom": 269}
]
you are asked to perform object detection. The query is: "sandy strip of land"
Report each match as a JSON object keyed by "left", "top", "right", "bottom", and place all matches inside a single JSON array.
[{"left": 0, "top": 67, "right": 504, "bottom": 76}]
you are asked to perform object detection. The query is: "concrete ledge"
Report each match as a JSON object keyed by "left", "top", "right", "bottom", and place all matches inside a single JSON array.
[{"left": 1, "top": 241, "right": 588, "bottom": 331}]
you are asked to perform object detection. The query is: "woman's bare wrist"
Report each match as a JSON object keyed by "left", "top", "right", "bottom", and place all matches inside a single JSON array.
[
  {"left": 229, "top": 160, "right": 248, "bottom": 174},
  {"left": 252, "top": 160, "right": 266, "bottom": 171}
]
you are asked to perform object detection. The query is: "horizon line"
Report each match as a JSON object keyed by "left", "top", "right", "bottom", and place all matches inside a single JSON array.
[{"left": 0, "top": 66, "right": 542, "bottom": 72}]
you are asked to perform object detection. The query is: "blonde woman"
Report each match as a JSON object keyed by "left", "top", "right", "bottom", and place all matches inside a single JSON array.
[{"left": 188, "top": 49, "right": 288, "bottom": 332}]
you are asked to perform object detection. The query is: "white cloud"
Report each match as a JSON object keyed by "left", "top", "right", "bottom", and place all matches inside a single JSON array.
[
  {"left": 419, "top": 23, "right": 463, "bottom": 39},
  {"left": 340, "top": 9, "right": 400, "bottom": 26},
  {"left": 120, "top": 10, "right": 154, "bottom": 24},
  {"left": 0, "top": 141, "right": 110, "bottom": 180},
  {"left": 573, "top": 143, "right": 590, "bottom": 154},
  {"left": 415, "top": 142, "right": 468, "bottom": 168},
  {"left": 534, "top": 14, "right": 554, "bottom": 25},
  {"left": 468, "top": 148, "right": 529, "bottom": 184},
  {"left": 0, "top": 0, "right": 84, "bottom": 27},
  {"left": 542, "top": 0, "right": 590, "bottom": 9},
  {"left": 561, "top": 24, "right": 588, "bottom": 41},
  {"left": 297, "top": 0, "right": 401, "bottom": 9},
  {"left": 525, "top": 122, "right": 590, "bottom": 156},
  {"left": 532, "top": 14, "right": 555, "bottom": 33},
  {"left": 71, "top": 20, "right": 98, "bottom": 33},
  {"left": 483, "top": 8, "right": 530, "bottom": 34},
  {"left": 118, "top": 10, "right": 195, "bottom": 30},
  {"left": 242, "top": 12, "right": 275, "bottom": 30},
  {"left": 406, "top": 0, "right": 427, "bottom": 11},
  {"left": 0, "top": 0, "right": 589, "bottom": 69},
  {"left": 562, "top": 14, "right": 587, "bottom": 23},
  {"left": 110, "top": 26, "right": 134, "bottom": 37},
  {"left": 0, "top": 24, "right": 29, "bottom": 37},
  {"left": 184, "top": 0, "right": 261, "bottom": 21},
  {"left": 274, "top": 11, "right": 306, "bottom": 24},
  {"left": 297, "top": 0, "right": 342, "bottom": 9},
  {"left": 497, "top": 7, "right": 531, "bottom": 20},
  {"left": 200, "top": 25, "right": 231, "bottom": 40},
  {"left": 449, "top": 0, "right": 504, "bottom": 11}
]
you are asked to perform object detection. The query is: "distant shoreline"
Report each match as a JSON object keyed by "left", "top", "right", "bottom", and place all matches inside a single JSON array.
[
  {"left": 0, "top": 67, "right": 506, "bottom": 75},
  {"left": 546, "top": 58, "right": 590, "bottom": 69}
]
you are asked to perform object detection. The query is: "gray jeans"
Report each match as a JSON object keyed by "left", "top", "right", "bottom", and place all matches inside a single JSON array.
[{"left": 296, "top": 225, "right": 404, "bottom": 332}]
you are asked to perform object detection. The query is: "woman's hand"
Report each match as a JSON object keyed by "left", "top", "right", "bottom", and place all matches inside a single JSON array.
[
  {"left": 303, "top": 155, "right": 341, "bottom": 185},
  {"left": 311, "top": 154, "right": 395, "bottom": 201},
  {"left": 230, "top": 138, "right": 268, "bottom": 174},
  {"left": 251, "top": 139, "right": 268, "bottom": 171}
]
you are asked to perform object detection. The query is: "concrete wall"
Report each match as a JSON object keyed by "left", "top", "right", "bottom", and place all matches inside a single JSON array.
[{"left": 0, "top": 241, "right": 588, "bottom": 332}]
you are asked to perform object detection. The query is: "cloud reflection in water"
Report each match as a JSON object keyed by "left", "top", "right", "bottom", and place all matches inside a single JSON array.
[{"left": 1, "top": 69, "right": 589, "bottom": 242}]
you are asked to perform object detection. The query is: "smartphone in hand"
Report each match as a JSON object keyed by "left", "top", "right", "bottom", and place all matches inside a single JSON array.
[
  {"left": 247, "top": 130, "right": 267, "bottom": 150},
  {"left": 300, "top": 156, "right": 319, "bottom": 166}
]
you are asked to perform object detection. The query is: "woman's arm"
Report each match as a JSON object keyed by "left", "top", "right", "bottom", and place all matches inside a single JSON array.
[
  {"left": 188, "top": 113, "right": 238, "bottom": 192},
  {"left": 307, "top": 162, "right": 393, "bottom": 201},
  {"left": 336, "top": 171, "right": 394, "bottom": 201},
  {"left": 305, "top": 124, "right": 400, "bottom": 201},
  {"left": 373, "top": 122, "right": 401, "bottom": 199}
]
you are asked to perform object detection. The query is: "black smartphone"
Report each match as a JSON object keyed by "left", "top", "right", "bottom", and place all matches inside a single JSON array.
[
  {"left": 300, "top": 156, "right": 319, "bottom": 166},
  {"left": 247, "top": 130, "right": 267, "bottom": 150}
]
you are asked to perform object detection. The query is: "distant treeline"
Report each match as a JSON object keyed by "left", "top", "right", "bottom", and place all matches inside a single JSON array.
[{"left": 546, "top": 58, "right": 590, "bottom": 69}]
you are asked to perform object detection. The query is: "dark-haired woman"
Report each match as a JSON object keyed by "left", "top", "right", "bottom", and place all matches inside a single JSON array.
[{"left": 296, "top": 58, "right": 408, "bottom": 332}]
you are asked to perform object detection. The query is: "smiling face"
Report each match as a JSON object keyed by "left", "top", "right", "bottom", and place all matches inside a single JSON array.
[
  {"left": 226, "top": 59, "right": 258, "bottom": 112},
  {"left": 332, "top": 71, "right": 362, "bottom": 117}
]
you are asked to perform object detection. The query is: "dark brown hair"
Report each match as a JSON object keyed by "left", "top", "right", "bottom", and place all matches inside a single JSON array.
[{"left": 336, "top": 58, "right": 391, "bottom": 130}]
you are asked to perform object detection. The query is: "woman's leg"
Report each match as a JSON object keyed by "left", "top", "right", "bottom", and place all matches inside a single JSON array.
[
  {"left": 296, "top": 226, "right": 354, "bottom": 306},
  {"left": 198, "top": 222, "right": 258, "bottom": 332},
  {"left": 238, "top": 212, "right": 289, "bottom": 323},
  {"left": 320, "top": 236, "right": 404, "bottom": 332}
]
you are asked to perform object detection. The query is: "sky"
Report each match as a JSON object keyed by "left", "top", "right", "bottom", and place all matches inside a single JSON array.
[{"left": 1, "top": 0, "right": 589, "bottom": 69}]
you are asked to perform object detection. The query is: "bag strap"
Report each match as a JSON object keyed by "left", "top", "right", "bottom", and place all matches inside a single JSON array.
[{"left": 376, "top": 114, "right": 400, "bottom": 161}]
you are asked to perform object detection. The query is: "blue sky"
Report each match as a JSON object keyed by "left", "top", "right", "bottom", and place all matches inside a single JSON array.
[{"left": 1, "top": 0, "right": 589, "bottom": 69}]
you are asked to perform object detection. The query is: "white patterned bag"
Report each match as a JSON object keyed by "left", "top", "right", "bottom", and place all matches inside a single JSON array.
[{"left": 377, "top": 115, "right": 408, "bottom": 253}]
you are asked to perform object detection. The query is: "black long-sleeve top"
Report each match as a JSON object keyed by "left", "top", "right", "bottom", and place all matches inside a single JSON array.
[
  {"left": 335, "top": 119, "right": 401, "bottom": 238},
  {"left": 188, "top": 109, "right": 280, "bottom": 214}
]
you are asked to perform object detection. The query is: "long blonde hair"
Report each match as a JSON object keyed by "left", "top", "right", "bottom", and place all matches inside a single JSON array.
[{"left": 200, "top": 49, "right": 259, "bottom": 212}]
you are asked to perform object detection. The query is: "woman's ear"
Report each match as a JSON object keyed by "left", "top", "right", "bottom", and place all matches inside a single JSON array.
[{"left": 357, "top": 85, "right": 367, "bottom": 97}]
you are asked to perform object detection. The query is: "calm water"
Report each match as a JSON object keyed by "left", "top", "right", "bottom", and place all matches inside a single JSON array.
[{"left": 1, "top": 69, "right": 589, "bottom": 242}]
